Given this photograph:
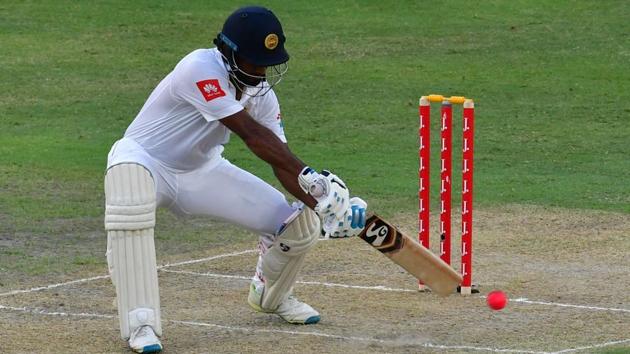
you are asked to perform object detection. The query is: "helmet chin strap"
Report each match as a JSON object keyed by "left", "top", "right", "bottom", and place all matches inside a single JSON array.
[{"left": 217, "top": 47, "right": 286, "bottom": 98}]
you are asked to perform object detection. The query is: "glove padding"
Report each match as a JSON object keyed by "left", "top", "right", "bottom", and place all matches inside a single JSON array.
[
  {"left": 322, "top": 197, "right": 367, "bottom": 238},
  {"left": 298, "top": 168, "right": 350, "bottom": 220}
]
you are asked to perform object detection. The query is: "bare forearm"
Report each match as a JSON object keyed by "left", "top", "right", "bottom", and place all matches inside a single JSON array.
[
  {"left": 242, "top": 126, "right": 302, "bottom": 176},
  {"left": 243, "top": 132, "right": 317, "bottom": 208},
  {"left": 220, "top": 110, "right": 317, "bottom": 207},
  {"left": 273, "top": 166, "right": 317, "bottom": 209}
]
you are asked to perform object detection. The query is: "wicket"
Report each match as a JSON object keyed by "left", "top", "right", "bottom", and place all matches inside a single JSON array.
[{"left": 418, "top": 94, "right": 475, "bottom": 295}]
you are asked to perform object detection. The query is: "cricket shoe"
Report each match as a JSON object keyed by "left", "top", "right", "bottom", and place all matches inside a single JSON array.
[
  {"left": 128, "top": 325, "right": 162, "bottom": 353},
  {"left": 248, "top": 281, "right": 320, "bottom": 324}
]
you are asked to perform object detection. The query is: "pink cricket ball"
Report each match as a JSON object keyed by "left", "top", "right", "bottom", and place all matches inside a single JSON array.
[{"left": 487, "top": 290, "right": 508, "bottom": 310}]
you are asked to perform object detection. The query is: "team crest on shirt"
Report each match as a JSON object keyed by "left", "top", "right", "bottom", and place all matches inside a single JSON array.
[{"left": 196, "top": 79, "right": 226, "bottom": 101}]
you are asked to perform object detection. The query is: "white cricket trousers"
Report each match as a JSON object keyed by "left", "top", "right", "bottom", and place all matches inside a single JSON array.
[{"left": 107, "top": 138, "right": 295, "bottom": 239}]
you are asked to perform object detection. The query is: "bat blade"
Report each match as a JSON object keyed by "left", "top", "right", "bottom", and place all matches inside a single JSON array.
[{"left": 358, "top": 214, "right": 462, "bottom": 296}]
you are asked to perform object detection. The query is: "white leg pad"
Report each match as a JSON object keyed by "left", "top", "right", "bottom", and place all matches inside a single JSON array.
[
  {"left": 105, "top": 163, "right": 162, "bottom": 339},
  {"left": 259, "top": 206, "right": 320, "bottom": 310}
]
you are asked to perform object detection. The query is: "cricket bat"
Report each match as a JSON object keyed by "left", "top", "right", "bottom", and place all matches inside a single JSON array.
[{"left": 358, "top": 213, "right": 462, "bottom": 296}]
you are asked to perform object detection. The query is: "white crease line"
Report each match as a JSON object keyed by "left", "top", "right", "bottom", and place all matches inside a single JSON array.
[
  {"left": 162, "top": 269, "right": 630, "bottom": 313},
  {"left": 161, "top": 269, "right": 417, "bottom": 292},
  {"left": 0, "top": 275, "right": 111, "bottom": 298},
  {"left": 3, "top": 250, "right": 629, "bottom": 315},
  {"left": 0, "top": 249, "right": 257, "bottom": 298},
  {"left": 157, "top": 249, "right": 257, "bottom": 268},
  {"left": 2, "top": 304, "right": 629, "bottom": 353},
  {"left": 162, "top": 269, "right": 250, "bottom": 281},
  {"left": 549, "top": 338, "right": 630, "bottom": 353},
  {"left": 175, "top": 319, "right": 551, "bottom": 353},
  {"left": 0, "top": 304, "right": 114, "bottom": 319},
  {"left": 0, "top": 304, "right": 548, "bottom": 353},
  {"left": 511, "top": 298, "right": 630, "bottom": 314},
  {"left": 296, "top": 279, "right": 417, "bottom": 292}
]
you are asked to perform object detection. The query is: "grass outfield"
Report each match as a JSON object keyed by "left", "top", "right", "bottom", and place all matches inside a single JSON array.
[
  {"left": 1, "top": 0, "right": 628, "bottom": 269},
  {"left": 2, "top": 1, "right": 628, "bottom": 222},
  {"left": 0, "top": 1, "right": 629, "bottom": 352}
]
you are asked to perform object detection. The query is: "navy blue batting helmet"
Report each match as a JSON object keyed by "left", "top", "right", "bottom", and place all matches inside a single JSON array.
[{"left": 215, "top": 6, "right": 289, "bottom": 66}]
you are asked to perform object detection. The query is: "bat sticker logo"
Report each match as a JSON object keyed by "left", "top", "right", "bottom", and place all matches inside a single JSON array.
[{"left": 365, "top": 223, "right": 389, "bottom": 247}]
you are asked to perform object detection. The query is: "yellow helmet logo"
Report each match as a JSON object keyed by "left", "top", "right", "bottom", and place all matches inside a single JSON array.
[{"left": 264, "top": 33, "right": 279, "bottom": 50}]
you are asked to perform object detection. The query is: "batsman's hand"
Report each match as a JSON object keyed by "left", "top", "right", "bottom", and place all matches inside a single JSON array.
[
  {"left": 322, "top": 197, "right": 367, "bottom": 238},
  {"left": 298, "top": 167, "right": 350, "bottom": 220}
]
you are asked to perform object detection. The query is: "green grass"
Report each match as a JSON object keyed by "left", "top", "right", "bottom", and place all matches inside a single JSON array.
[
  {"left": 1, "top": 1, "right": 628, "bottom": 274},
  {"left": 597, "top": 348, "right": 630, "bottom": 354},
  {"left": 0, "top": 3, "right": 628, "bottom": 352}
]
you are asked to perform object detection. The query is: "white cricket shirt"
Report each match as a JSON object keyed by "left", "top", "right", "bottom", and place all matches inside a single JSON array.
[{"left": 124, "top": 48, "right": 286, "bottom": 171}]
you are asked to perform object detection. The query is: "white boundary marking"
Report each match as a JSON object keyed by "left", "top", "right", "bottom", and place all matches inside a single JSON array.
[{"left": 1, "top": 248, "right": 629, "bottom": 353}]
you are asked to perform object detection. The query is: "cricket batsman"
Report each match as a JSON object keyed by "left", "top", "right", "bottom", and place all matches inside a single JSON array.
[{"left": 104, "top": 6, "right": 367, "bottom": 353}]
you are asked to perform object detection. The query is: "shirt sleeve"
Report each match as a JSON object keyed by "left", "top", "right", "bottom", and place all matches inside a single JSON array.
[
  {"left": 248, "top": 88, "right": 287, "bottom": 143},
  {"left": 171, "top": 57, "right": 243, "bottom": 122}
]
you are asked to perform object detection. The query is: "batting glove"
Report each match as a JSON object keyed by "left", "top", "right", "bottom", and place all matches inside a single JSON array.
[
  {"left": 298, "top": 167, "right": 350, "bottom": 220},
  {"left": 322, "top": 197, "right": 367, "bottom": 238}
]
